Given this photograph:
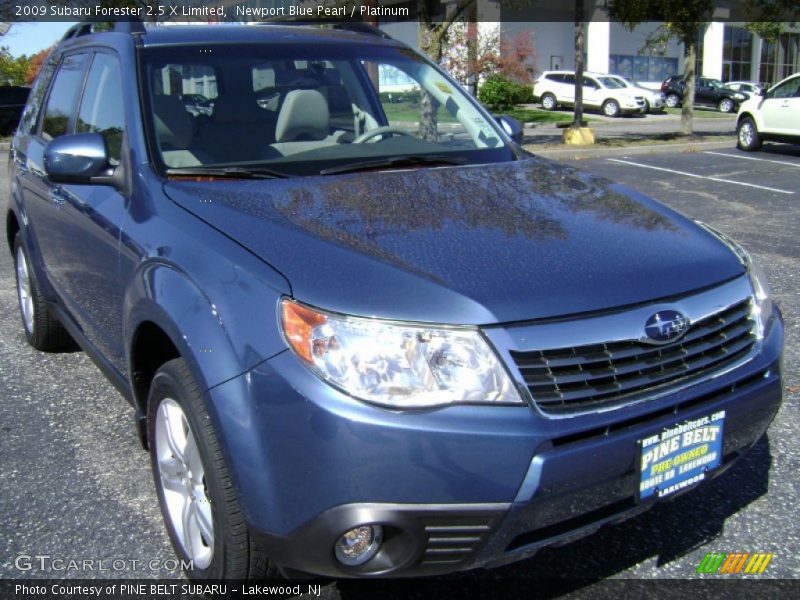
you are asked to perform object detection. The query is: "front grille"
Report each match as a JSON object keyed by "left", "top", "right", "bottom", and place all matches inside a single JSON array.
[{"left": 511, "top": 300, "right": 756, "bottom": 414}]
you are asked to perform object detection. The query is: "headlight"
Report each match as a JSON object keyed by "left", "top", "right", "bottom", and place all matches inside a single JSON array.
[
  {"left": 280, "top": 299, "right": 523, "bottom": 408},
  {"left": 694, "top": 221, "right": 773, "bottom": 338},
  {"left": 747, "top": 254, "right": 773, "bottom": 338}
]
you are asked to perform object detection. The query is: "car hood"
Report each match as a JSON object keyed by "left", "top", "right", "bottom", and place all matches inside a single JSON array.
[{"left": 163, "top": 158, "right": 745, "bottom": 325}]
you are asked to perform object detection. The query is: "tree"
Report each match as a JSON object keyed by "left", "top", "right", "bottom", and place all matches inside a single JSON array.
[
  {"left": 572, "top": 0, "right": 586, "bottom": 128},
  {"left": 0, "top": 46, "right": 30, "bottom": 86},
  {"left": 442, "top": 25, "right": 537, "bottom": 88},
  {"left": 607, "top": 0, "right": 715, "bottom": 135},
  {"left": 416, "top": 0, "right": 476, "bottom": 140},
  {"left": 25, "top": 46, "right": 54, "bottom": 85}
]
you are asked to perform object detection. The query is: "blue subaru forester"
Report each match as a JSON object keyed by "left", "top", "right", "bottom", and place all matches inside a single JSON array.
[{"left": 7, "top": 22, "right": 783, "bottom": 579}]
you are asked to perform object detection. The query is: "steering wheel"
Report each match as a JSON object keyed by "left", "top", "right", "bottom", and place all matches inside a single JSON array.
[{"left": 352, "top": 126, "right": 414, "bottom": 144}]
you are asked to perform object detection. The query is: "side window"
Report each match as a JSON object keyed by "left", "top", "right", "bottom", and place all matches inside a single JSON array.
[
  {"left": 563, "top": 74, "right": 576, "bottom": 85},
  {"left": 76, "top": 53, "right": 125, "bottom": 164},
  {"left": 19, "top": 55, "right": 58, "bottom": 135},
  {"left": 771, "top": 77, "right": 800, "bottom": 99},
  {"left": 583, "top": 77, "right": 597, "bottom": 88},
  {"left": 41, "top": 53, "right": 88, "bottom": 141}
]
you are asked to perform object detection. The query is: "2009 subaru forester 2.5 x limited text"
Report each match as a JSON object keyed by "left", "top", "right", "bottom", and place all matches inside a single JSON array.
[{"left": 7, "top": 22, "right": 783, "bottom": 580}]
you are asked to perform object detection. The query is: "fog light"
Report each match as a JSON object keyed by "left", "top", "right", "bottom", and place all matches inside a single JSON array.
[{"left": 334, "top": 525, "right": 383, "bottom": 566}]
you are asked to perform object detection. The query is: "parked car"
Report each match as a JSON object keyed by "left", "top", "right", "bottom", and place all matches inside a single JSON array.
[
  {"left": 724, "top": 81, "right": 762, "bottom": 99},
  {"left": 736, "top": 72, "right": 800, "bottom": 151},
  {"left": 660, "top": 75, "right": 747, "bottom": 112},
  {"left": 533, "top": 70, "right": 645, "bottom": 117},
  {"left": 8, "top": 22, "right": 783, "bottom": 581},
  {"left": 606, "top": 75, "right": 665, "bottom": 113},
  {"left": 181, "top": 93, "right": 213, "bottom": 117},
  {"left": 0, "top": 85, "right": 30, "bottom": 135}
]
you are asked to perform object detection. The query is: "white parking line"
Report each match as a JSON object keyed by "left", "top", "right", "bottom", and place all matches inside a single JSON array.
[
  {"left": 704, "top": 151, "right": 800, "bottom": 168},
  {"left": 607, "top": 158, "right": 795, "bottom": 195}
]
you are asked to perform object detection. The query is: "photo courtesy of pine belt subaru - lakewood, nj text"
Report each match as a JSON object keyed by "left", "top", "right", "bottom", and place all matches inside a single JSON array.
[{"left": 7, "top": 22, "right": 784, "bottom": 580}]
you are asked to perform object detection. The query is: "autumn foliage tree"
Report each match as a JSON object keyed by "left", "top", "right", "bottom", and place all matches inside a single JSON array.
[
  {"left": 442, "top": 26, "right": 537, "bottom": 88},
  {"left": 25, "top": 46, "right": 53, "bottom": 85}
]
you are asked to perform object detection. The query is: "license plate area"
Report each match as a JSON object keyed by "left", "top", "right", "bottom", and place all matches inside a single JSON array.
[{"left": 638, "top": 410, "right": 726, "bottom": 500}]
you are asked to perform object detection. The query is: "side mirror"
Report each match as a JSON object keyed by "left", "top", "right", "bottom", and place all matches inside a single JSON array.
[
  {"left": 759, "top": 88, "right": 767, "bottom": 97},
  {"left": 44, "top": 133, "right": 114, "bottom": 185},
  {"left": 497, "top": 115, "right": 524, "bottom": 144}
]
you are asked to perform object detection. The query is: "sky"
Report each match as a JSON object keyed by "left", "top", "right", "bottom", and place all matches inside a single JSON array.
[{"left": 2, "top": 22, "right": 78, "bottom": 57}]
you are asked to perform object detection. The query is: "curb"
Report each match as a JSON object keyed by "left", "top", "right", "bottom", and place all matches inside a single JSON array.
[
  {"left": 0, "top": 142, "right": 10, "bottom": 151},
  {"left": 526, "top": 138, "right": 737, "bottom": 160}
]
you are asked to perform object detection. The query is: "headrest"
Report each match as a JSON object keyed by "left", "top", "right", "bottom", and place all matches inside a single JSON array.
[
  {"left": 153, "top": 94, "right": 192, "bottom": 149},
  {"left": 274, "top": 89, "right": 330, "bottom": 143}
]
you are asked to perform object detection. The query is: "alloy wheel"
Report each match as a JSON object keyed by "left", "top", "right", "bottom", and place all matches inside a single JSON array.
[
  {"left": 155, "top": 398, "right": 214, "bottom": 569},
  {"left": 16, "top": 246, "right": 34, "bottom": 334}
]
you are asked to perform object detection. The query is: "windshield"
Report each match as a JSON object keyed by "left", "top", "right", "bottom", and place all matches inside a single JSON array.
[
  {"left": 140, "top": 42, "right": 513, "bottom": 176},
  {"left": 598, "top": 77, "right": 624, "bottom": 89}
]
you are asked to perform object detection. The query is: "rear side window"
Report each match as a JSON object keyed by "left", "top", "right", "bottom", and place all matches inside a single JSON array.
[
  {"left": 545, "top": 74, "right": 562, "bottom": 82},
  {"left": 19, "top": 57, "right": 57, "bottom": 135},
  {"left": 563, "top": 74, "right": 576, "bottom": 85},
  {"left": 76, "top": 53, "right": 125, "bottom": 164},
  {"left": 41, "top": 53, "right": 88, "bottom": 141}
]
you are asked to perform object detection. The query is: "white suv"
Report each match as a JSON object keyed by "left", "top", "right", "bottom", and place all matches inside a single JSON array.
[
  {"left": 736, "top": 73, "right": 800, "bottom": 151},
  {"left": 533, "top": 71, "right": 645, "bottom": 117}
]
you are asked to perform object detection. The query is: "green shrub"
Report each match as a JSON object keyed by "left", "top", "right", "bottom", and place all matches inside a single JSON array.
[{"left": 478, "top": 75, "right": 533, "bottom": 109}]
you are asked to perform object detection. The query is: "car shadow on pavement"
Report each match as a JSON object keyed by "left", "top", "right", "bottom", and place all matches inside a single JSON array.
[
  {"left": 335, "top": 434, "right": 772, "bottom": 598},
  {"left": 759, "top": 144, "right": 800, "bottom": 158}
]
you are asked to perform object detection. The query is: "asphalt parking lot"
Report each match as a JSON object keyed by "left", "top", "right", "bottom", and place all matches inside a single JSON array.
[{"left": 0, "top": 145, "right": 798, "bottom": 596}]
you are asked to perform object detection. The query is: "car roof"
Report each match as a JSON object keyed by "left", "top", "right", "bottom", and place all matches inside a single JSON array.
[{"left": 58, "top": 23, "right": 406, "bottom": 51}]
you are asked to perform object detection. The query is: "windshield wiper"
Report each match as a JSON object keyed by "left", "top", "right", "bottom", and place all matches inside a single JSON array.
[
  {"left": 166, "top": 166, "right": 290, "bottom": 179},
  {"left": 319, "top": 155, "right": 466, "bottom": 176}
]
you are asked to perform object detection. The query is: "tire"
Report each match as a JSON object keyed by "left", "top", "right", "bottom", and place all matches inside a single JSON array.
[
  {"left": 540, "top": 93, "right": 557, "bottom": 111},
  {"left": 602, "top": 99, "right": 621, "bottom": 118},
  {"left": 718, "top": 98, "right": 735, "bottom": 113},
  {"left": 666, "top": 93, "right": 681, "bottom": 108},
  {"left": 13, "top": 234, "right": 72, "bottom": 351},
  {"left": 643, "top": 99, "right": 651, "bottom": 114},
  {"left": 737, "top": 116, "right": 762, "bottom": 151},
  {"left": 148, "top": 358, "right": 279, "bottom": 580}
]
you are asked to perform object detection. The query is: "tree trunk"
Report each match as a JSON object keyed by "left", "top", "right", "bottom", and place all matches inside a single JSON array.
[
  {"left": 573, "top": 0, "right": 584, "bottom": 127},
  {"left": 418, "top": 22, "right": 443, "bottom": 141},
  {"left": 681, "top": 40, "right": 697, "bottom": 136}
]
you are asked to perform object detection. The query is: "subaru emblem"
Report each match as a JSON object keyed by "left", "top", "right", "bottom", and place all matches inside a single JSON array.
[{"left": 644, "top": 310, "right": 690, "bottom": 343}]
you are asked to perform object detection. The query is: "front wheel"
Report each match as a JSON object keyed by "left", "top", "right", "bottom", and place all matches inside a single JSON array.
[
  {"left": 718, "top": 98, "right": 735, "bottom": 113},
  {"left": 602, "top": 99, "right": 621, "bottom": 118},
  {"left": 737, "top": 117, "right": 762, "bottom": 151},
  {"left": 148, "top": 358, "right": 279, "bottom": 580},
  {"left": 666, "top": 93, "right": 681, "bottom": 108}
]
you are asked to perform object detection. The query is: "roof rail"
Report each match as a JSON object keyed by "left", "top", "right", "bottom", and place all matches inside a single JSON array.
[
  {"left": 60, "top": 20, "right": 146, "bottom": 41},
  {"left": 259, "top": 20, "right": 392, "bottom": 40}
]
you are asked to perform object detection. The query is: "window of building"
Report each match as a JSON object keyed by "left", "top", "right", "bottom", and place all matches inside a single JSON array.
[
  {"left": 610, "top": 54, "right": 678, "bottom": 82},
  {"left": 760, "top": 33, "right": 800, "bottom": 86},
  {"left": 722, "top": 26, "right": 753, "bottom": 82}
]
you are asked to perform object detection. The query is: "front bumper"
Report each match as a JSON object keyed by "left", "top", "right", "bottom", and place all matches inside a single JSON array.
[{"left": 205, "top": 307, "right": 783, "bottom": 578}]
